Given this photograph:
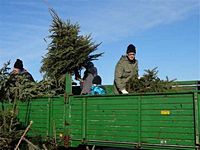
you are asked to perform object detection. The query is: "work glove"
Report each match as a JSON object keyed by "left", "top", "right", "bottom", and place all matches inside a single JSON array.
[{"left": 121, "top": 89, "right": 129, "bottom": 94}]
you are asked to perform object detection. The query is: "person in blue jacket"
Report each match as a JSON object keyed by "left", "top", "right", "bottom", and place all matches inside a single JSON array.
[{"left": 90, "top": 75, "right": 106, "bottom": 95}]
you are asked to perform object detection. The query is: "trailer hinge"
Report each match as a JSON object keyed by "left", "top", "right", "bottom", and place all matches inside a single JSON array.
[
  {"left": 135, "top": 143, "right": 141, "bottom": 149},
  {"left": 65, "top": 120, "right": 69, "bottom": 126}
]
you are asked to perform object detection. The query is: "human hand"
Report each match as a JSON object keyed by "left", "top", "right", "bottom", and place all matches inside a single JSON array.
[{"left": 75, "top": 77, "right": 83, "bottom": 82}]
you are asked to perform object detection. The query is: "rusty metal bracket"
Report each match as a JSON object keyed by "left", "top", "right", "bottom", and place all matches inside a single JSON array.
[{"left": 64, "top": 92, "right": 68, "bottom": 104}]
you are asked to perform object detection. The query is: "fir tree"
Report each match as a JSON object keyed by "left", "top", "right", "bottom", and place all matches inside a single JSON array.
[{"left": 40, "top": 9, "right": 103, "bottom": 89}]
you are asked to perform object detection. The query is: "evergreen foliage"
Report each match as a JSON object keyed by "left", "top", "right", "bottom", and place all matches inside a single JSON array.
[
  {"left": 41, "top": 9, "right": 103, "bottom": 87},
  {"left": 0, "top": 61, "right": 12, "bottom": 102},
  {"left": 0, "top": 62, "right": 57, "bottom": 102},
  {"left": 126, "top": 67, "right": 176, "bottom": 93},
  {"left": 0, "top": 107, "right": 24, "bottom": 149},
  {"left": 0, "top": 62, "right": 57, "bottom": 148},
  {"left": 9, "top": 76, "right": 57, "bottom": 101}
]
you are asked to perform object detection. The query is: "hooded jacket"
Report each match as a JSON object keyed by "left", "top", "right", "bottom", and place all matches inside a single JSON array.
[{"left": 114, "top": 55, "right": 138, "bottom": 94}]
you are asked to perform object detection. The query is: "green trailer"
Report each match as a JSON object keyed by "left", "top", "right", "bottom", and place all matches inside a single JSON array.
[
  {"left": 1, "top": 80, "right": 199, "bottom": 149},
  {"left": 66, "top": 91, "right": 200, "bottom": 149}
]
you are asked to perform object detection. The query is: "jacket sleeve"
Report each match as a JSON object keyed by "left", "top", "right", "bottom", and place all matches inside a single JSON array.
[{"left": 114, "top": 60, "right": 125, "bottom": 91}]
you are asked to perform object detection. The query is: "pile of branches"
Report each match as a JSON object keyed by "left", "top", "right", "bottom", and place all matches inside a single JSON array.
[{"left": 126, "top": 67, "right": 176, "bottom": 93}]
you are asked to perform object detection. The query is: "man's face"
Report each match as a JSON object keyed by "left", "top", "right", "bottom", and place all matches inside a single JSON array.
[
  {"left": 127, "top": 52, "right": 135, "bottom": 60},
  {"left": 13, "top": 68, "right": 21, "bottom": 74}
]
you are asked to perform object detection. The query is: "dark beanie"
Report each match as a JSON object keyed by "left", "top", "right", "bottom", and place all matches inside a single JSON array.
[
  {"left": 14, "top": 59, "right": 23, "bottom": 70},
  {"left": 126, "top": 44, "right": 136, "bottom": 54},
  {"left": 84, "top": 61, "right": 94, "bottom": 69},
  {"left": 92, "top": 75, "right": 102, "bottom": 85}
]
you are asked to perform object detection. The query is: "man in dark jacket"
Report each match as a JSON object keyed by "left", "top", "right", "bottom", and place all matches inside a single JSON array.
[
  {"left": 114, "top": 44, "right": 138, "bottom": 94},
  {"left": 10, "top": 59, "right": 35, "bottom": 83}
]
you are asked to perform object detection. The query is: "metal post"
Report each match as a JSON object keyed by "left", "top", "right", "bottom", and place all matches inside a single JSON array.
[
  {"left": 138, "top": 95, "right": 141, "bottom": 148},
  {"left": 82, "top": 98, "right": 87, "bottom": 143},
  {"left": 65, "top": 73, "right": 72, "bottom": 95},
  {"left": 194, "top": 92, "right": 199, "bottom": 145}
]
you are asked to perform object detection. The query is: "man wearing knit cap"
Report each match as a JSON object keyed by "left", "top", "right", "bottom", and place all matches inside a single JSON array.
[
  {"left": 114, "top": 44, "right": 138, "bottom": 94},
  {"left": 10, "top": 59, "right": 34, "bottom": 82}
]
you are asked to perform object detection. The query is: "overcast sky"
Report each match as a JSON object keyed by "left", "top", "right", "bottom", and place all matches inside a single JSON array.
[{"left": 0, "top": 0, "right": 199, "bottom": 84}]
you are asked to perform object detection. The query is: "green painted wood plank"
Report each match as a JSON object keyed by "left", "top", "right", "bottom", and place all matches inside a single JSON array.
[
  {"left": 86, "top": 134, "right": 137, "bottom": 142},
  {"left": 141, "top": 138, "right": 194, "bottom": 146},
  {"left": 87, "top": 115, "right": 138, "bottom": 120},
  {"left": 141, "top": 103, "right": 193, "bottom": 109},
  {"left": 87, "top": 120, "right": 138, "bottom": 126},
  {"left": 86, "top": 129, "right": 137, "bottom": 136},
  {"left": 87, "top": 125, "right": 138, "bottom": 132},
  {"left": 142, "top": 115, "right": 194, "bottom": 121},
  {"left": 141, "top": 127, "right": 194, "bottom": 133},
  {"left": 86, "top": 109, "right": 138, "bottom": 115},
  {"left": 141, "top": 132, "right": 194, "bottom": 140},
  {"left": 141, "top": 109, "right": 193, "bottom": 115},
  {"left": 86, "top": 104, "right": 138, "bottom": 110},
  {"left": 142, "top": 120, "right": 193, "bottom": 127},
  {"left": 87, "top": 98, "right": 139, "bottom": 104}
]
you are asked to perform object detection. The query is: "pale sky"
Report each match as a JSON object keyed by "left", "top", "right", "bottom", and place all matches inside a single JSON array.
[{"left": 0, "top": 0, "right": 199, "bottom": 84}]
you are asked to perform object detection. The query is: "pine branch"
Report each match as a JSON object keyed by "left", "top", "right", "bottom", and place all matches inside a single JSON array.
[{"left": 127, "top": 67, "right": 176, "bottom": 93}]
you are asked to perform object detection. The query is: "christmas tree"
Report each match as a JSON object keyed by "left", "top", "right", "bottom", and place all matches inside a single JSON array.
[{"left": 40, "top": 9, "right": 103, "bottom": 90}]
